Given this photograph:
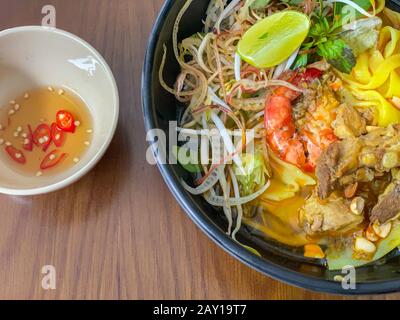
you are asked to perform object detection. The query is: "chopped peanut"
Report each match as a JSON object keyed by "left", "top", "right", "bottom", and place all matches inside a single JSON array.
[
  {"left": 350, "top": 197, "right": 365, "bottom": 215},
  {"left": 372, "top": 222, "right": 392, "bottom": 239}
]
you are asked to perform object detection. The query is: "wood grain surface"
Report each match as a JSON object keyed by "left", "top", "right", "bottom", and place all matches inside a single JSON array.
[{"left": 0, "top": 0, "right": 397, "bottom": 300}]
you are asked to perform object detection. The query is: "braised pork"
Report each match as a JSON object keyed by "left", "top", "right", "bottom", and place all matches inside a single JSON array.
[
  {"left": 299, "top": 193, "right": 364, "bottom": 235},
  {"left": 370, "top": 182, "right": 400, "bottom": 224}
]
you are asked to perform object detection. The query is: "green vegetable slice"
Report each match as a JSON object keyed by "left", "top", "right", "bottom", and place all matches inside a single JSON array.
[
  {"left": 327, "top": 224, "right": 400, "bottom": 271},
  {"left": 238, "top": 10, "right": 310, "bottom": 68},
  {"left": 172, "top": 146, "right": 202, "bottom": 173}
]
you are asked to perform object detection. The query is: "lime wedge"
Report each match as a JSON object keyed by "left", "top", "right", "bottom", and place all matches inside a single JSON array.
[{"left": 238, "top": 11, "right": 310, "bottom": 68}]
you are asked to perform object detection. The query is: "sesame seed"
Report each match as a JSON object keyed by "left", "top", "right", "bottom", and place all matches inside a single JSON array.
[
  {"left": 49, "top": 154, "right": 56, "bottom": 160},
  {"left": 58, "top": 89, "right": 64, "bottom": 95},
  {"left": 17, "top": 126, "right": 22, "bottom": 132},
  {"left": 24, "top": 93, "right": 29, "bottom": 99},
  {"left": 84, "top": 141, "right": 90, "bottom": 146},
  {"left": 5, "top": 141, "right": 11, "bottom": 146},
  {"left": 21, "top": 133, "right": 27, "bottom": 138},
  {"left": 38, "top": 138, "right": 44, "bottom": 144},
  {"left": 86, "top": 129, "right": 93, "bottom": 133},
  {"left": 8, "top": 109, "right": 15, "bottom": 115},
  {"left": 15, "top": 153, "right": 21, "bottom": 159},
  {"left": 13, "top": 132, "right": 19, "bottom": 137},
  {"left": 14, "top": 104, "right": 20, "bottom": 111},
  {"left": 0, "top": 139, "right": 4, "bottom": 145},
  {"left": 74, "top": 121, "right": 81, "bottom": 127},
  {"left": 55, "top": 134, "right": 60, "bottom": 140},
  {"left": 73, "top": 157, "right": 80, "bottom": 163},
  {"left": 0, "top": 125, "right": 3, "bottom": 130},
  {"left": 9, "top": 100, "right": 16, "bottom": 105},
  {"left": 43, "top": 136, "right": 49, "bottom": 142},
  {"left": 23, "top": 139, "right": 29, "bottom": 145},
  {"left": 36, "top": 171, "right": 43, "bottom": 177},
  {"left": 59, "top": 114, "right": 65, "bottom": 119},
  {"left": 48, "top": 86, "right": 54, "bottom": 92}
]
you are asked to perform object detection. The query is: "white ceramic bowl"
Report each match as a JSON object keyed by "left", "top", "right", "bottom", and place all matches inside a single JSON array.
[{"left": 0, "top": 26, "right": 119, "bottom": 195}]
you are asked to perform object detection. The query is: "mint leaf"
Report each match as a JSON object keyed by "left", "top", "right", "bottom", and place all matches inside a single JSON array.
[
  {"left": 292, "top": 54, "right": 308, "bottom": 70},
  {"left": 317, "top": 39, "right": 356, "bottom": 73},
  {"left": 250, "top": 0, "right": 271, "bottom": 9}
]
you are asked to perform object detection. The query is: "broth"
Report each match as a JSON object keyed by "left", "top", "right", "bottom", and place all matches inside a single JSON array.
[{"left": 0, "top": 87, "right": 93, "bottom": 176}]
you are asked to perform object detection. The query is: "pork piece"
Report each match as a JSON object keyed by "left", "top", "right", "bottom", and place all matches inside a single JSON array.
[
  {"left": 316, "top": 138, "right": 362, "bottom": 199},
  {"left": 332, "top": 104, "right": 366, "bottom": 139},
  {"left": 316, "top": 125, "right": 400, "bottom": 199},
  {"left": 299, "top": 193, "right": 364, "bottom": 235},
  {"left": 370, "top": 182, "right": 400, "bottom": 224}
]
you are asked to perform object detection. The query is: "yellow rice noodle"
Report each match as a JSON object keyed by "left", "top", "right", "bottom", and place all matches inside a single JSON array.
[{"left": 340, "top": 25, "right": 400, "bottom": 126}]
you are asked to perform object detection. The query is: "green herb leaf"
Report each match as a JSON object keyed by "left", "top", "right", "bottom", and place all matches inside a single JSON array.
[
  {"left": 280, "top": 0, "right": 305, "bottom": 5},
  {"left": 292, "top": 53, "right": 308, "bottom": 70},
  {"left": 172, "top": 146, "right": 202, "bottom": 173},
  {"left": 250, "top": 0, "right": 271, "bottom": 9},
  {"left": 335, "top": 0, "right": 372, "bottom": 21},
  {"left": 317, "top": 39, "right": 356, "bottom": 73}
]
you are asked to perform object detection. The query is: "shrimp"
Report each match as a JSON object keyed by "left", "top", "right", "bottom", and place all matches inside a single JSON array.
[{"left": 264, "top": 68, "right": 337, "bottom": 172}]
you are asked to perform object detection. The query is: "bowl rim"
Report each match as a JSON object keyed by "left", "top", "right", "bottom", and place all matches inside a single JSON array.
[
  {"left": 0, "top": 26, "right": 119, "bottom": 196},
  {"left": 142, "top": 0, "right": 400, "bottom": 295}
]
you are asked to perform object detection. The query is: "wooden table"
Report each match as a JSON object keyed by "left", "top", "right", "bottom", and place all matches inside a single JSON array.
[{"left": 0, "top": 0, "right": 397, "bottom": 300}]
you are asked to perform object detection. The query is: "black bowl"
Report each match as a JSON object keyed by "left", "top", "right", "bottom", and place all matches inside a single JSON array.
[{"left": 142, "top": 0, "right": 400, "bottom": 295}]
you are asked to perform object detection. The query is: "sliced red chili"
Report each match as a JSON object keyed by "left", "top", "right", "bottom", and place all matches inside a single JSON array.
[
  {"left": 33, "top": 124, "right": 52, "bottom": 151},
  {"left": 56, "top": 110, "right": 76, "bottom": 133},
  {"left": 301, "top": 68, "right": 323, "bottom": 82},
  {"left": 5, "top": 146, "right": 26, "bottom": 164},
  {"left": 23, "top": 124, "right": 34, "bottom": 151},
  {"left": 40, "top": 150, "right": 67, "bottom": 170},
  {"left": 51, "top": 123, "right": 65, "bottom": 147}
]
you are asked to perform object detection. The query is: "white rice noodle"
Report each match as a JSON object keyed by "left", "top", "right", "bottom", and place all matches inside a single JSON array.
[
  {"left": 215, "top": 0, "right": 241, "bottom": 34},
  {"left": 181, "top": 167, "right": 220, "bottom": 195},
  {"left": 324, "top": 0, "right": 373, "bottom": 18},
  {"left": 273, "top": 47, "right": 300, "bottom": 79},
  {"left": 208, "top": 87, "right": 232, "bottom": 111},
  {"left": 285, "top": 47, "right": 300, "bottom": 71},
  {"left": 216, "top": 166, "right": 233, "bottom": 235},
  {"left": 177, "top": 127, "right": 210, "bottom": 136},
  {"left": 234, "top": 52, "right": 242, "bottom": 81},
  {"left": 204, "top": 179, "right": 271, "bottom": 207},
  {"left": 272, "top": 62, "right": 286, "bottom": 80},
  {"left": 229, "top": 167, "right": 243, "bottom": 240},
  {"left": 210, "top": 111, "right": 244, "bottom": 172},
  {"left": 267, "top": 79, "right": 306, "bottom": 93},
  {"left": 198, "top": 33, "right": 214, "bottom": 73},
  {"left": 200, "top": 113, "right": 210, "bottom": 166}
]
